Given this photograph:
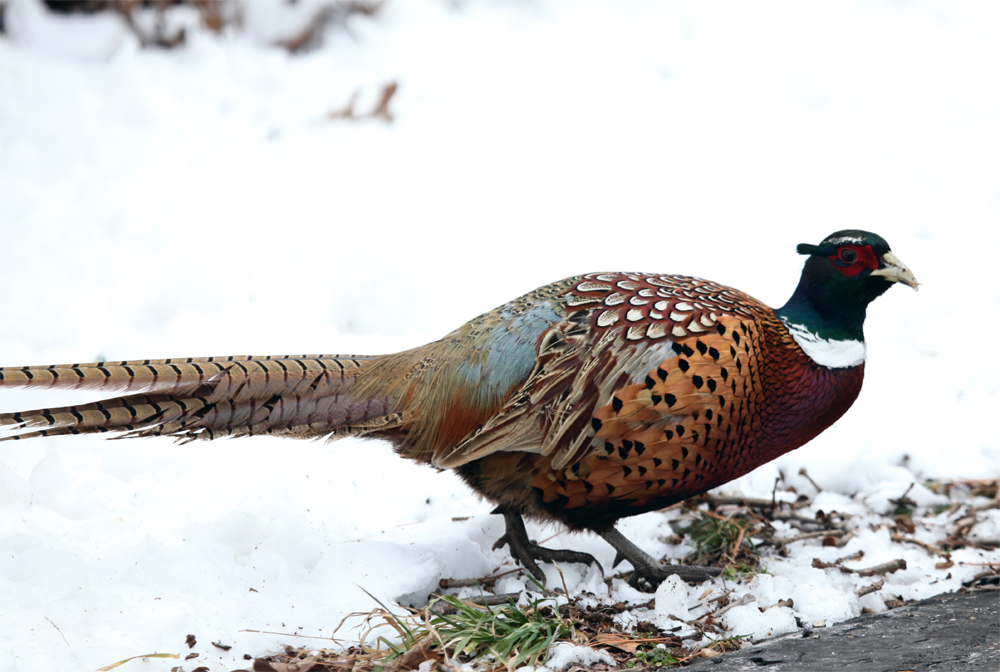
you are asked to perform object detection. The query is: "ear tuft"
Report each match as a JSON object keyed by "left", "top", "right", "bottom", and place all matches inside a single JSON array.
[{"left": 797, "top": 243, "right": 822, "bottom": 256}]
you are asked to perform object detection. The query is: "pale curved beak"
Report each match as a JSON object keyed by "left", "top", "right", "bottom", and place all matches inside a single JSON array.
[{"left": 871, "top": 251, "right": 919, "bottom": 291}]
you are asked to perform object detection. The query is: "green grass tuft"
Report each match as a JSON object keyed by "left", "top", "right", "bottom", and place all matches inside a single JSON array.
[
  {"left": 624, "top": 645, "right": 680, "bottom": 668},
  {"left": 423, "top": 594, "right": 578, "bottom": 670},
  {"left": 682, "top": 510, "right": 757, "bottom": 567}
]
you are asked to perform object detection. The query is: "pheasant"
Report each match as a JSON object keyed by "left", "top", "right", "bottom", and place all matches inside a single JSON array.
[{"left": 0, "top": 230, "right": 917, "bottom": 586}]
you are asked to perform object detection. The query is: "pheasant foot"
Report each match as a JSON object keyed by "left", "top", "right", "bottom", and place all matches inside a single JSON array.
[
  {"left": 596, "top": 526, "right": 721, "bottom": 588},
  {"left": 492, "top": 509, "right": 603, "bottom": 584}
]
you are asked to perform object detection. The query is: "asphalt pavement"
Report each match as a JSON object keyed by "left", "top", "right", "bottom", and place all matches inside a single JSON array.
[{"left": 683, "top": 590, "right": 999, "bottom": 672}]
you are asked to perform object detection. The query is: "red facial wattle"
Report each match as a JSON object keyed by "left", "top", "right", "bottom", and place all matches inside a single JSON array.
[{"left": 829, "top": 244, "right": 879, "bottom": 278}]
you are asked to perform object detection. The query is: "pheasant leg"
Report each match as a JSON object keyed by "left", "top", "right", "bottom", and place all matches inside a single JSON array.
[
  {"left": 596, "top": 526, "right": 721, "bottom": 587},
  {"left": 492, "top": 509, "right": 603, "bottom": 584}
]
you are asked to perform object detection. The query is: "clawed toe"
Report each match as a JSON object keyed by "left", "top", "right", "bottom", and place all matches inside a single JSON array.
[
  {"left": 494, "top": 510, "right": 603, "bottom": 584},
  {"left": 626, "top": 562, "right": 721, "bottom": 588},
  {"left": 492, "top": 512, "right": 719, "bottom": 590},
  {"left": 599, "top": 525, "right": 721, "bottom": 588}
]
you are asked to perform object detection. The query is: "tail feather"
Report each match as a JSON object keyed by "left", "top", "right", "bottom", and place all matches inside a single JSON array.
[
  {"left": 0, "top": 354, "right": 399, "bottom": 443},
  {"left": 0, "top": 354, "right": 374, "bottom": 394}
]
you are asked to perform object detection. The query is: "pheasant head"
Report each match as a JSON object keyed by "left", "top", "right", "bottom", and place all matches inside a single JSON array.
[{"left": 777, "top": 230, "right": 919, "bottom": 368}]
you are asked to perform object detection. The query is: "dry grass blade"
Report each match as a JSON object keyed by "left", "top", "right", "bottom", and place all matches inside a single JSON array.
[{"left": 96, "top": 652, "right": 180, "bottom": 671}]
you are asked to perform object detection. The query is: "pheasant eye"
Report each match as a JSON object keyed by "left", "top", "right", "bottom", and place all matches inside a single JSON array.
[{"left": 839, "top": 248, "right": 858, "bottom": 263}]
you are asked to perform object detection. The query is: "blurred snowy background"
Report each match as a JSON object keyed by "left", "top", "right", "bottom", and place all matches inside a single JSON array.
[{"left": 1, "top": 1, "right": 998, "bottom": 670}]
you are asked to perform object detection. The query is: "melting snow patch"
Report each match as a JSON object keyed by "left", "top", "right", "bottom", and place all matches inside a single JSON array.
[
  {"left": 722, "top": 605, "right": 798, "bottom": 642},
  {"left": 532, "top": 643, "right": 615, "bottom": 672}
]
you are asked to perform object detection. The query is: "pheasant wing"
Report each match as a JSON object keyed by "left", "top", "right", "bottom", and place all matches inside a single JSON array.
[{"left": 440, "top": 273, "right": 767, "bottom": 471}]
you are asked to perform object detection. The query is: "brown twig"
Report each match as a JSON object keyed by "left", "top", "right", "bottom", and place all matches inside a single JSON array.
[
  {"left": 856, "top": 559, "right": 908, "bottom": 576},
  {"left": 328, "top": 81, "right": 398, "bottom": 124},
  {"left": 704, "top": 494, "right": 798, "bottom": 510},
  {"left": 370, "top": 81, "right": 397, "bottom": 122},
  {"left": 836, "top": 550, "right": 864, "bottom": 564},
  {"left": 772, "top": 512, "right": 847, "bottom": 525},
  {"left": 437, "top": 571, "right": 511, "bottom": 589},
  {"left": 798, "top": 467, "right": 823, "bottom": 493},
  {"left": 773, "top": 529, "right": 845, "bottom": 545},
  {"left": 114, "top": 0, "right": 186, "bottom": 48},
  {"left": 834, "top": 531, "right": 856, "bottom": 548},
  {"left": 191, "top": 0, "right": 226, "bottom": 32},
  {"left": 328, "top": 90, "right": 360, "bottom": 120},
  {"left": 275, "top": 4, "right": 333, "bottom": 53},
  {"left": 760, "top": 598, "right": 794, "bottom": 611},
  {"left": 890, "top": 533, "right": 951, "bottom": 557},
  {"left": 713, "top": 594, "right": 755, "bottom": 617},
  {"left": 856, "top": 558, "right": 907, "bottom": 576},
  {"left": 855, "top": 579, "right": 884, "bottom": 597},
  {"left": 812, "top": 558, "right": 907, "bottom": 576},
  {"left": 273, "top": 2, "right": 384, "bottom": 53}
]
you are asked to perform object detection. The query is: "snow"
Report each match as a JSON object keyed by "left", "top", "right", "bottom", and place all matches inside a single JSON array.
[
  {"left": 722, "top": 604, "right": 798, "bottom": 643},
  {"left": 1, "top": 1, "right": 998, "bottom": 670},
  {"left": 654, "top": 574, "right": 692, "bottom": 622},
  {"left": 534, "top": 643, "right": 616, "bottom": 672}
]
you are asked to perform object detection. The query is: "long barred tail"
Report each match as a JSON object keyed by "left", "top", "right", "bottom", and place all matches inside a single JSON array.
[{"left": 0, "top": 354, "right": 401, "bottom": 443}]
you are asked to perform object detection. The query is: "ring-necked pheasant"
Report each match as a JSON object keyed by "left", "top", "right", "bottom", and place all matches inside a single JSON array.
[{"left": 0, "top": 230, "right": 917, "bottom": 585}]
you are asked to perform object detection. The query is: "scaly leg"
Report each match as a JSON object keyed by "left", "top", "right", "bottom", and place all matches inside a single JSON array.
[
  {"left": 492, "top": 509, "right": 603, "bottom": 584},
  {"left": 596, "top": 526, "right": 721, "bottom": 587}
]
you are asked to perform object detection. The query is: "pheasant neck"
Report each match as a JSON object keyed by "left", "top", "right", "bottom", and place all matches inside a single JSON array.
[
  {"left": 778, "top": 316, "right": 866, "bottom": 368},
  {"left": 776, "top": 273, "right": 869, "bottom": 369}
]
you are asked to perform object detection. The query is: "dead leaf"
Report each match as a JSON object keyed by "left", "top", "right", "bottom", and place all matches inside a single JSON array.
[
  {"left": 390, "top": 645, "right": 442, "bottom": 671},
  {"left": 255, "top": 656, "right": 322, "bottom": 672},
  {"left": 591, "top": 634, "right": 641, "bottom": 654}
]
